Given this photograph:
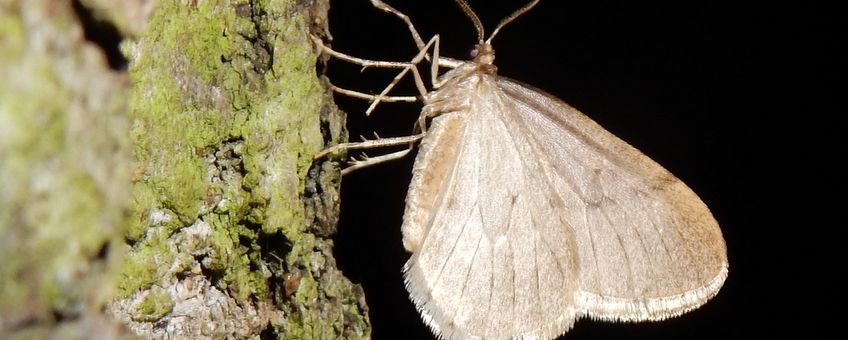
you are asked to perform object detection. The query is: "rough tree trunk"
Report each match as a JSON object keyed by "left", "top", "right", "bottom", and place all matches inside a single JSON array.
[{"left": 0, "top": 0, "right": 369, "bottom": 338}]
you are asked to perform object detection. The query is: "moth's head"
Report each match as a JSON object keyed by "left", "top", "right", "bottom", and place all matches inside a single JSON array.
[
  {"left": 456, "top": 0, "right": 539, "bottom": 70},
  {"left": 470, "top": 43, "right": 495, "bottom": 66}
]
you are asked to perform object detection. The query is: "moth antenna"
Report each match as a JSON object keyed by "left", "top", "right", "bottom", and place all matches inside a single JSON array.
[
  {"left": 487, "top": 0, "right": 541, "bottom": 44},
  {"left": 454, "top": 0, "right": 485, "bottom": 43}
]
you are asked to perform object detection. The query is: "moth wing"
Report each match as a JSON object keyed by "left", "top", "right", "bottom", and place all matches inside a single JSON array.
[
  {"left": 497, "top": 78, "right": 728, "bottom": 321},
  {"left": 402, "top": 77, "right": 582, "bottom": 339}
]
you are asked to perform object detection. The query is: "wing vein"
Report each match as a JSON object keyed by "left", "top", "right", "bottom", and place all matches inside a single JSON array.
[
  {"left": 432, "top": 202, "right": 478, "bottom": 291},
  {"left": 458, "top": 230, "right": 485, "bottom": 308},
  {"left": 598, "top": 193, "right": 636, "bottom": 295}
]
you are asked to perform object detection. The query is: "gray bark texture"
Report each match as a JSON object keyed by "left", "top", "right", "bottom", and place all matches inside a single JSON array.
[{"left": 0, "top": 0, "right": 370, "bottom": 338}]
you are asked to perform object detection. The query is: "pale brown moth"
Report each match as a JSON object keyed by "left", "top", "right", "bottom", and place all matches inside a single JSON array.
[{"left": 314, "top": 0, "right": 728, "bottom": 339}]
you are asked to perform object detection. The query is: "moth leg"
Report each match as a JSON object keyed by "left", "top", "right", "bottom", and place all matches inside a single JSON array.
[
  {"left": 315, "top": 133, "right": 424, "bottom": 160},
  {"left": 370, "top": 0, "right": 427, "bottom": 54},
  {"left": 341, "top": 149, "right": 411, "bottom": 175},
  {"left": 413, "top": 92, "right": 471, "bottom": 132},
  {"left": 315, "top": 134, "right": 425, "bottom": 175},
  {"left": 369, "top": 0, "right": 462, "bottom": 72},
  {"left": 330, "top": 85, "right": 417, "bottom": 104},
  {"left": 413, "top": 102, "right": 465, "bottom": 134},
  {"left": 310, "top": 34, "right": 432, "bottom": 114},
  {"left": 310, "top": 34, "right": 411, "bottom": 69},
  {"left": 362, "top": 34, "right": 446, "bottom": 115}
]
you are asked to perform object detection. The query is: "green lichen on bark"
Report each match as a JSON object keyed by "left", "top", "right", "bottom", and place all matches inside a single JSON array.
[
  {"left": 130, "top": 287, "right": 174, "bottom": 323},
  {"left": 119, "top": 0, "right": 320, "bottom": 300},
  {"left": 0, "top": 0, "right": 132, "bottom": 336},
  {"left": 109, "top": 0, "right": 370, "bottom": 338}
]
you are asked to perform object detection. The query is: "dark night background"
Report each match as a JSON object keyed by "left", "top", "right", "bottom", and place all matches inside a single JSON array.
[{"left": 325, "top": 1, "right": 841, "bottom": 339}]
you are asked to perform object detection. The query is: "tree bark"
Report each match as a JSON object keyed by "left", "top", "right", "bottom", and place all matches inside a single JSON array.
[{"left": 0, "top": 0, "right": 369, "bottom": 338}]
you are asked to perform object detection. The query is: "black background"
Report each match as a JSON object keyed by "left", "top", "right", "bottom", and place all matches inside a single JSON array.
[{"left": 324, "top": 1, "right": 842, "bottom": 339}]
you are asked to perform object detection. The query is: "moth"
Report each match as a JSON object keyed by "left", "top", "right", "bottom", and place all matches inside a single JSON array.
[{"left": 314, "top": 0, "right": 728, "bottom": 339}]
